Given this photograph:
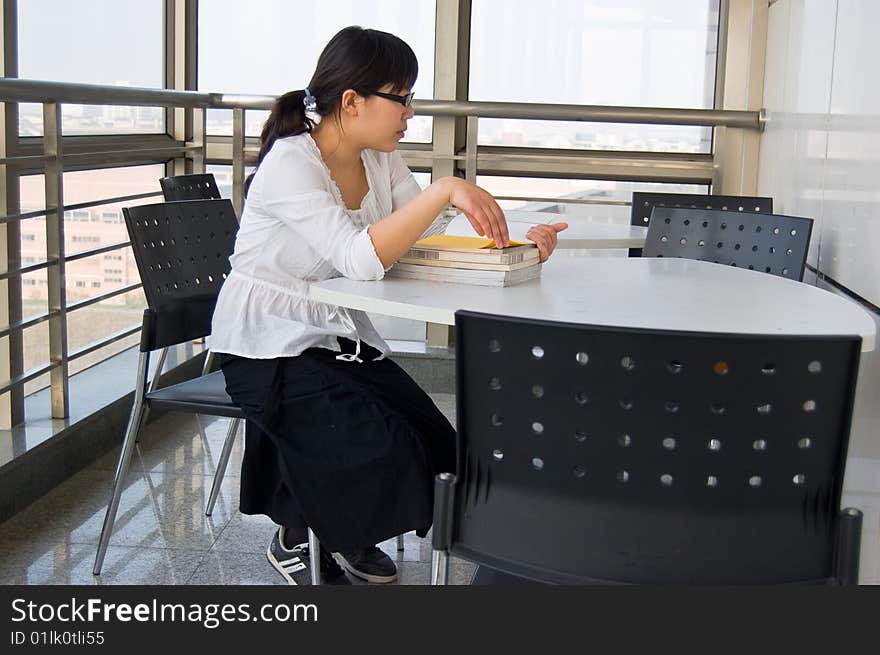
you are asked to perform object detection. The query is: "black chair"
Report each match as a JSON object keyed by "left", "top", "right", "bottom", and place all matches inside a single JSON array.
[
  {"left": 92, "top": 199, "right": 325, "bottom": 584},
  {"left": 430, "top": 310, "right": 863, "bottom": 585},
  {"left": 630, "top": 192, "right": 773, "bottom": 257},
  {"left": 643, "top": 207, "right": 812, "bottom": 281},
  {"left": 155, "top": 172, "right": 237, "bottom": 480},
  {"left": 159, "top": 173, "right": 222, "bottom": 201}
]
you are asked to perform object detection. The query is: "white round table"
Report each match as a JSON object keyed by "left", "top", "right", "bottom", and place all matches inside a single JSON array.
[{"left": 310, "top": 257, "right": 876, "bottom": 352}]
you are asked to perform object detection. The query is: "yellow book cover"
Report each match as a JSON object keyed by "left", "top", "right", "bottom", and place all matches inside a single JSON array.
[{"left": 414, "top": 234, "right": 530, "bottom": 251}]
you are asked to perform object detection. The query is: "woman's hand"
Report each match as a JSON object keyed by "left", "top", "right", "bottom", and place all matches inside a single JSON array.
[
  {"left": 445, "top": 178, "right": 510, "bottom": 248},
  {"left": 526, "top": 222, "right": 569, "bottom": 262}
]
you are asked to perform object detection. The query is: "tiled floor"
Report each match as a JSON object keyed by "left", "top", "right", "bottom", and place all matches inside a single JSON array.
[
  {"left": 0, "top": 393, "right": 475, "bottom": 586},
  {"left": 0, "top": 389, "right": 877, "bottom": 585}
]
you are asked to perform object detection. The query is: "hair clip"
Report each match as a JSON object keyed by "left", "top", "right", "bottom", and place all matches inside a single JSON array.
[{"left": 303, "top": 87, "right": 317, "bottom": 114}]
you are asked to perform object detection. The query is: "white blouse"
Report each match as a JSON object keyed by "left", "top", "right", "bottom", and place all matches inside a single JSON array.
[{"left": 208, "top": 132, "right": 451, "bottom": 362}]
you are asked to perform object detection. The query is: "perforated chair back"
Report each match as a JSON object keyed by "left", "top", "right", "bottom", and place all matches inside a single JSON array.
[
  {"left": 160, "top": 173, "right": 222, "bottom": 201},
  {"left": 630, "top": 192, "right": 773, "bottom": 228},
  {"left": 629, "top": 192, "right": 773, "bottom": 257},
  {"left": 643, "top": 207, "right": 812, "bottom": 280},
  {"left": 450, "top": 310, "right": 861, "bottom": 584},
  {"left": 123, "top": 199, "right": 238, "bottom": 351}
]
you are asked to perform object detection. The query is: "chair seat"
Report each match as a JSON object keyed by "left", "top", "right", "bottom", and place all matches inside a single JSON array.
[{"left": 145, "top": 370, "right": 244, "bottom": 418}]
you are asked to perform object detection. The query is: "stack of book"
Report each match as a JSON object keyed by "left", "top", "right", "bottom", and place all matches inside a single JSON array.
[{"left": 386, "top": 235, "right": 542, "bottom": 287}]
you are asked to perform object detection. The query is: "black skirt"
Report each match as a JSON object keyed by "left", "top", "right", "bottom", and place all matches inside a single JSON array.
[{"left": 221, "top": 338, "right": 456, "bottom": 552}]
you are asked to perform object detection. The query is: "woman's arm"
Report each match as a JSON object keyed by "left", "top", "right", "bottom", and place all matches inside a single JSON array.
[{"left": 368, "top": 176, "right": 509, "bottom": 270}]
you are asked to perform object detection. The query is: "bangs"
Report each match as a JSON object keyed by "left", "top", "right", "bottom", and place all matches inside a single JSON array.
[{"left": 356, "top": 28, "right": 419, "bottom": 93}]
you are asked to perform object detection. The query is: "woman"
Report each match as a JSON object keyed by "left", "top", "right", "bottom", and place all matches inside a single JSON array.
[{"left": 210, "top": 26, "right": 567, "bottom": 585}]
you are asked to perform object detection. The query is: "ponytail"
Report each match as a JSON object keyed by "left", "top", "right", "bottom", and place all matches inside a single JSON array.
[{"left": 254, "top": 89, "right": 316, "bottom": 167}]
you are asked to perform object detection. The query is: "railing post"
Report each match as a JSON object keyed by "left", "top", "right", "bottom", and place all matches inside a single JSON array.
[
  {"left": 428, "top": 0, "right": 473, "bottom": 348},
  {"left": 191, "top": 106, "right": 206, "bottom": 173},
  {"left": 465, "top": 115, "right": 478, "bottom": 183},
  {"left": 0, "top": 0, "right": 24, "bottom": 429},
  {"left": 42, "top": 102, "right": 69, "bottom": 419},
  {"left": 232, "top": 107, "right": 245, "bottom": 218}
]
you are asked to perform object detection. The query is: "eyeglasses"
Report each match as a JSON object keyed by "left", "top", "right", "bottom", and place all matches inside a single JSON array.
[{"left": 372, "top": 91, "right": 415, "bottom": 107}]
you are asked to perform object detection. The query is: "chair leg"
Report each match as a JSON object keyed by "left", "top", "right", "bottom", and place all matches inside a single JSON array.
[
  {"left": 135, "top": 346, "right": 168, "bottom": 444},
  {"left": 205, "top": 418, "right": 241, "bottom": 516},
  {"left": 193, "top": 349, "right": 217, "bottom": 461},
  {"left": 308, "top": 528, "right": 322, "bottom": 585},
  {"left": 836, "top": 507, "right": 863, "bottom": 585},
  {"left": 202, "top": 350, "right": 215, "bottom": 375},
  {"left": 397, "top": 534, "right": 405, "bottom": 551},
  {"left": 430, "top": 548, "right": 449, "bottom": 585},
  {"left": 93, "top": 356, "right": 150, "bottom": 575}
]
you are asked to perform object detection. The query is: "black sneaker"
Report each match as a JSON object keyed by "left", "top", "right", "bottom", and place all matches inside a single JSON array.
[
  {"left": 266, "top": 528, "right": 351, "bottom": 585},
  {"left": 334, "top": 546, "right": 398, "bottom": 583}
]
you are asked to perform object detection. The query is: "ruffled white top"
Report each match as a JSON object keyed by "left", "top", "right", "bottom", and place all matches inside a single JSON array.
[{"left": 208, "top": 133, "right": 451, "bottom": 362}]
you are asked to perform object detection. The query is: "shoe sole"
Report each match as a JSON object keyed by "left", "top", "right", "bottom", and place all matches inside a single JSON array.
[
  {"left": 333, "top": 553, "right": 398, "bottom": 583},
  {"left": 266, "top": 542, "right": 307, "bottom": 585}
]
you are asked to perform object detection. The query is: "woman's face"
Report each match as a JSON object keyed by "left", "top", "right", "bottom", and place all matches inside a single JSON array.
[{"left": 353, "top": 83, "right": 416, "bottom": 152}]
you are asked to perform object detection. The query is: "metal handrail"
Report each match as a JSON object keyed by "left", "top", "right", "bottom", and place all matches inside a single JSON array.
[
  {"left": 1, "top": 191, "right": 163, "bottom": 224},
  {"left": 68, "top": 323, "right": 143, "bottom": 362},
  {"left": 0, "top": 78, "right": 763, "bottom": 129},
  {"left": 0, "top": 362, "right": 60, "bottom": 395},
  {"left": 0, "top": 207, "right": 52, "bottom": 224},
  {"left": 0, "top": 78, "right": 217, "bottom": 108},
  {"left": 66, "top": 283, "right": 142, "bottom": 313},
  {"left": 65, "top": 241, "right": 131, "bottom": 262},
  {"left": 0, "top": 257, "right": 59, "bottom": 282},
  {"left": 0, "top": 311, "right": 59, "bottom": 340}
]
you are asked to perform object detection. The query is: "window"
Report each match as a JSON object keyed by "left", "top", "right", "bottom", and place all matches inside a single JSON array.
[
  {"left": 17, "top": 0, "right": 164, "bottom": 135},
  {"left": 19, "top": 166, "right": 155, "bottom": 394},
  {"left": 205, "top": 164, "right": 258, "bottom": 199},
  {"left": 476, "top": 175, "right": 708, "bottom": 222},
  {"left": 469, "top": 0, "right": 719, "bottom": 152},
  {"left": 20, "top": 165, "right": 162, "bottom": 253},
  {"left": 198, "top": 1, "right": 435, "bottom": 142}
]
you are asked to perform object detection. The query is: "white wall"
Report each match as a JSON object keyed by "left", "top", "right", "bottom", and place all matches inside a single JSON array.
[
  {"left": 758, "top": 0, "right": 880, "bottom": 582},
  {"left": 759, "top": 0, "right": 880, "bottom": 302}
]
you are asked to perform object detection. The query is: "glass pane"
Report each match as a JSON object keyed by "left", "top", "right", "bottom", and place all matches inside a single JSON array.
[
  {"left": 17, "top": 0, "right": 164, "bottom": 135},
  {"left": 478, "top": 118, "right": 712, "bottom": 153},
  {"left": 19, "top": 165, "right": 163, "bottom": 256},
  {"left": 476, "top": 175, "right": 709, "bottom": 223},
  {"left": 470, "top": 0, "right": 719, "bottom": 151},
  {"left": 412, "top": 172, "right": 431, "bottom": 190},
  {"left": 205, "top": 164, "right": 257, "bottom": 199},
  {"left": 199, "top": 0, "right": 435, "bottom": 141},
  {"left": 65, "top": 248, "right": 138, "bottom": 304},
  {"left": 20, "top": 267, "right": 48, "bottom": 325},
  {"left": 18, "top": 103, "right": 165, "bottom": 136},
  {"left": 67, "top": 289, "right": 146, "bottom": 375},
  {"left": 22, "top": 322, "right": 50, "bottom": 396},
  {"left": 18, "top": 165, "right": 162, "bottom": 394}
]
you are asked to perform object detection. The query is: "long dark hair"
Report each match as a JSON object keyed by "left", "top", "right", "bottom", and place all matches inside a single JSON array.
[{"left": 253, "top": 26, "right": 418, "bottom": 171}]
